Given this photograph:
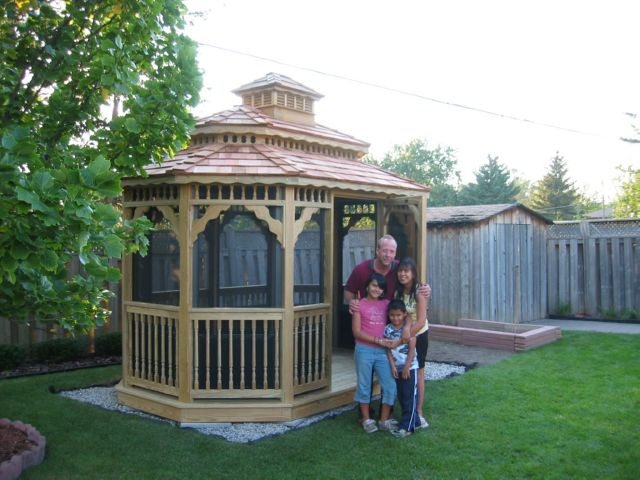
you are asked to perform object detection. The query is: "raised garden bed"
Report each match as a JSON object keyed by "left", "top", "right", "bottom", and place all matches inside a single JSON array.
[
  {"left": 0, "top": 419, "right": 46, "bottom": 480},
  {"left": 430, "top": 319, "right": 562, "bottom": 352}
]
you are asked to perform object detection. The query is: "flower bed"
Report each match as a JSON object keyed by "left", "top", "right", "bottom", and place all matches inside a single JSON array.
[{"left": 0, "top": 419, "right": 46, "bottom": 480}]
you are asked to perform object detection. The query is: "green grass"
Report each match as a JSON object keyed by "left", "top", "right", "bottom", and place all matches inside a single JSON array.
[{"left": 2, "top": 331, "right": 638, "bottom": 479}]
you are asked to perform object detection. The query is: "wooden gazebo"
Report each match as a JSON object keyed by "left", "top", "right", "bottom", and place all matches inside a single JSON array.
[{"left": 116, "top": 73, "right": 430, "bottom": 422}]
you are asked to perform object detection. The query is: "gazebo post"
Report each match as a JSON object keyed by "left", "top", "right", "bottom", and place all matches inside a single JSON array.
[
  {"left": 177, "top": 183, "right": 192, "bottom": 403},
  {"left": 281, "top": 185, "right": 295, "bottom": 402}
]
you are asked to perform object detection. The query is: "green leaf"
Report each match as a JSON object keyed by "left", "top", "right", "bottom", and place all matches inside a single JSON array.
[
  {"left": 10, "top": 243, "right": 30, "bottom": 260},
  {"left": 76, "top": 205, "right": 93, "bottom": 219},
  {"left": 95, "top": 204, "right": 120, "bottom": 225},
  {"left": 1, "top": 254, "right": 18, "bottom": 271},
  {"left": 125, "top": 117, "right": 141, "bottom": 133},
  {"left": 115, "top": 35, "right": 123, "bottom": 49},
  {"left": 103, "top": 234, "right": 124, "bottom": 258},
  {"left": 15, "top": 186, "right": 49, "bottom": 213},
  {"left": 41, "top": 250, "right": 59, "bottom": 271},
  {"left": 88, "top": 156, "right": 110, "bottom": 177}
]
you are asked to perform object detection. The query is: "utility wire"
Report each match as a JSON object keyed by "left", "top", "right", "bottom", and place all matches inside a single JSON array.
[{"left": 197, "top": 42, "right": 603, "bottom": 138}]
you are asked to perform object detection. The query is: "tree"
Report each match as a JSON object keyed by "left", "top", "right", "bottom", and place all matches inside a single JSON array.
[
  {"left": 366, "top": 139, "right": 461, "bottom": 206},
  {"left": 458, "top": 155, "right": 520, "bottom": 205},
  {"left": 529, "top": 153, "right": 580, "bottom": 220},
  {"left": 613, "top": 165, "right": 640, "bottom": 218},
  {"left": 0, "top": 1, "right": 201, "bottom": 333}
]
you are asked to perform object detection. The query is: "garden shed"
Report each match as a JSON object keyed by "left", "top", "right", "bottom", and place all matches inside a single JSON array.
[
  {"left": 426, "top": 203, "right": 550, "bottom": 324},
  {"left": 117, "top": 73, "right": 430, "bottom": 422}
]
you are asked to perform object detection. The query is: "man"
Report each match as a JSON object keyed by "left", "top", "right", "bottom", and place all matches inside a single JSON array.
[
  {"left": 345, "top": 234, "right": 430, "bottom": 309},
  {"left": 344, "top": 234, "right": 400, "bottom": 306}
]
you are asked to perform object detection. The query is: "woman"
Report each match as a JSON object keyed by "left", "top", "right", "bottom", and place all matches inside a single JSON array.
[{"left": 395, "top": 257, "right": 430, "bottom": 428}]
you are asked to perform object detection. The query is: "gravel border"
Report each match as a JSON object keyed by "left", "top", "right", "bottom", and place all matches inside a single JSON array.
[{"left": 59, "top": 361, "right": 466, "bottom": 443}]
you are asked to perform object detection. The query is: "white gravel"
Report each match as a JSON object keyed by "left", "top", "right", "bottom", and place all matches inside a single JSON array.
[{"left": 59, "top": 361, "right": 465, "bottom": 443}]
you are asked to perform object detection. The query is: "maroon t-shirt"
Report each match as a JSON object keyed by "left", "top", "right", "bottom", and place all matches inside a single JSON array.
[{"left": 345, "top": 258, "right": 398, "bottom": 300}]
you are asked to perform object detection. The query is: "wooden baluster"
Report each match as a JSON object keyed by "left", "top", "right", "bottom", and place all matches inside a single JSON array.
[
  {"left": 320, "top": 314, "right": 326, "bottom": 379},
  {"left": 240, "top": 320, "right": 245, "bottom": 389},
  {"left": 153, "top": 316, "right": 159, "bottom": 383},
  {"left": 216, "top": 320, "right": 222, "bottom": 389},
  {"left": 302, "top": 315, "right": 308, "bottom": 384},
  {"left": 193, "top": 319, "right": 199, "bottom": 389},
  {"left": 160, "top": 317, "right": 166, "bottom": 385},
  {"left": 262, "top": 320, "right": 268, "bottom": 389},
  {"left": 134, "top": 313, "right": 140, "bottom": 378},
  {"left": 293, "top": 317, "right": 299, "bottom": 386},
  {"left": 205, "top": 319, "right": 211, "bottom": 390},
  {"left": 274, "top": 320, "right": 280, "bottom": 389},
  {"left": 127, "top": 312, "right": 133, "bottom": 376},
  {"left": 312, "top": 314, "right": 319, "bottom": 381},
  {"left": 251, "top": 319, "right": 257, "bottom": 389},
  {"left": 141, "top": 315, "right": 148, "bottom": 379},
  {"left": 228, "top": 320, "right": 234, "bottom": 389},
  {"left": 168, "top": 317, "right": 174, "bottom": 387}
]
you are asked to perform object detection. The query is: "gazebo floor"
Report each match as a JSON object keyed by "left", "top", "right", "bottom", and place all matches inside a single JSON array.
[{"left": 115, "top": 349, "right": 370, "bottom": 423}]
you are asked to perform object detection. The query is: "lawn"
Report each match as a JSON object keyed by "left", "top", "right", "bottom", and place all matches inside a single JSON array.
[{"left": 2, "top": 331, "right": 638, "bottom": 480}]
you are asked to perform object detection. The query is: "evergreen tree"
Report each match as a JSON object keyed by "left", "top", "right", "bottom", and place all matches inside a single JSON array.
[
  {"left": 530, "top": 153, "right": 579, "bottom": 220},
  {"left": 458, "top": 155, "right": 520, "bottom": 205},
  {"left": 365, "top": 138, "right": 460, "bottom": 206}
]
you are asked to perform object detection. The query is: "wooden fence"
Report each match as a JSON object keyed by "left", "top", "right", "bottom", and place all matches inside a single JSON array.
[
  {"left": 546, "top": 219, "right": 640, "bottom": 317},
  {"left": 3, "top": 220, "right": 639, "bottom": 345}
]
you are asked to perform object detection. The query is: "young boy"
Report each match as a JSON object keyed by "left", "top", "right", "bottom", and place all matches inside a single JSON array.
[{"left": 384, "top": 299, "right": 419, "bottom": 438}]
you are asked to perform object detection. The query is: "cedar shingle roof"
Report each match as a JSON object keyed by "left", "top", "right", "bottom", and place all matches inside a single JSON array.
[
  {"left": 427, "top": 203, "right": 550, "bottom": 224},
  {"left": 144, "top": 142, "right": 429, "bottom": 193},
  {"left": 195, "top": 106, "right": 370, "bottom": 148},
  {"left": 232, "top": 72, "right": 323, "bottom": 99}
]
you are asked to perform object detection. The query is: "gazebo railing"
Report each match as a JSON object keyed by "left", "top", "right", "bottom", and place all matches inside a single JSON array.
[
  {"left": 293, "top": 304, "right": 329, "bottom": 394},
  {"left": 124, "top": 303, "right": 180, "bottom": 397},
  {"left": 190, "top": 310, "right": 283, "bottom": 398},
  {"left": 123, "top": 303, "right": 331, "bottom": 401}
]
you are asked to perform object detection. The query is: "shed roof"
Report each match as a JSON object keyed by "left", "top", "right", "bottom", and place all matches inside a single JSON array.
[{"left": 427, "top": 203, "right": 551, "bottom": 225}]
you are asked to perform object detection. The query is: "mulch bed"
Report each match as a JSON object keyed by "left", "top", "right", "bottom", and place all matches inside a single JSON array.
[
  {"left": 0, "top": 424, "right": 36, "bottom": 464},
  {"left": 0, "top": 355, "right": 121, "bottom": 380}
]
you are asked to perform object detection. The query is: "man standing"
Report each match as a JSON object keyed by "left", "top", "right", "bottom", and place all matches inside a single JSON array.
[{"left": 344, "top": 234, "right": 400, "bottom": 306}]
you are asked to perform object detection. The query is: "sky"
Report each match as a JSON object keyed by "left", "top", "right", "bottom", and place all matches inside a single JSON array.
[{"left": 183, "top": 0, "right": 639, "bottom": 203}]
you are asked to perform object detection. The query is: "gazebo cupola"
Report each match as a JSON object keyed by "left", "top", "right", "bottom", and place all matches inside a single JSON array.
[
  {"left": 117, "top": 73, "right": 430, "bottom": 423},
  {"left": 233, "top": 72, "right": 323, "bottom": 126}
]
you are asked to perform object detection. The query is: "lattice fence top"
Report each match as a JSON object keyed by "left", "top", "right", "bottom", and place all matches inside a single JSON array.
[{"left": 548, "top": 219, "right": 640, "bottom": 239}]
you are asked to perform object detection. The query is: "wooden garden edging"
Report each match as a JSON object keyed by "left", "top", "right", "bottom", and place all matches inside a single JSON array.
[{"left": 429, "top": 319, "right": 562, "bottom": 352}]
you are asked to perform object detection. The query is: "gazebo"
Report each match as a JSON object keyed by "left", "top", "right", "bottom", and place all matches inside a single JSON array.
[{"left": 116, "top": 73, "right": 430, "bottom": 422}]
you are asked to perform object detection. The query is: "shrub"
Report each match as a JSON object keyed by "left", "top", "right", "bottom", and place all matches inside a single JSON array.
[
  {"left": 95, "top": 332, "right": 122, "bottom": 356},
  {"left": 31, "top": 337, "right": 84, "bottom": 363},
  {"left": 0, "top": 344, "right": 27, "bottom": 371}
]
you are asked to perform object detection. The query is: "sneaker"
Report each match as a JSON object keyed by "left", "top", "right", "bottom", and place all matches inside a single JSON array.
[
  {"left": 391, "top": 428, "right": 412, "bottom": 438},
  {"left": 416, "top": 416, "right": 429, "bottom": 429},
  {"left": 378, "top": 419, "right": 399, "bottom": 431},
  {"left": 361, "top": 419, "right": 378, "bottom": 433}
]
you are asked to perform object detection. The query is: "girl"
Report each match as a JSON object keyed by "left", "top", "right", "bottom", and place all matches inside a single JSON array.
[
  {"left": 351, "top": 272, "right": 397, "bottom": 433},
  {"left": 395, "top": 257, "right": 430, "bottom": 428}
]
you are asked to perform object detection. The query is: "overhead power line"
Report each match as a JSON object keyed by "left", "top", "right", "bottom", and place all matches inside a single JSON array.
[{"left": 197, "top": 42, "right": 603, "bottom": 138}]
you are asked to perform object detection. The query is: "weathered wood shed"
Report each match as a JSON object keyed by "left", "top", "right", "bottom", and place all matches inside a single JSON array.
[
  {"left": 117, "top": 73, "right": 430, "bottom": 423},
  {"left": 426, "top": 203, "right": 550, "bottom": 324}
]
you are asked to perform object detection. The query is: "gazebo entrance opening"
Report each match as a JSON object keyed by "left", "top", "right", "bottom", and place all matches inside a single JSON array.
[{"left": 334, "top": 196, "right": 422, "bottom": 349}]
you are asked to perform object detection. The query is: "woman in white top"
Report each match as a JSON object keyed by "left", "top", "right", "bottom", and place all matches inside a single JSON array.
[{"left": 395, "top": 257, "right": 430, "bottom": 428}]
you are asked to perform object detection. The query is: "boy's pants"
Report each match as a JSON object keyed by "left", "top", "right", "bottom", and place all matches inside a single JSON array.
[{"left": 396, "top": 368, "right": 418, "bottom": 431}]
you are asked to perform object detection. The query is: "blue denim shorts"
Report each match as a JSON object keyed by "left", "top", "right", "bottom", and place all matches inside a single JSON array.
[{"left": 354, "top": 343, "right": 397, "bottom": 405}]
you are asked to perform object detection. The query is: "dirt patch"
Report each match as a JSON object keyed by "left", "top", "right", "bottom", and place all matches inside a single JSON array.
[
  {"left": 427, "top": 340, "right": 515, "bottom": 368},
  {"left": 0, "top": 424, "right": 36, "bottom": 463}
]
